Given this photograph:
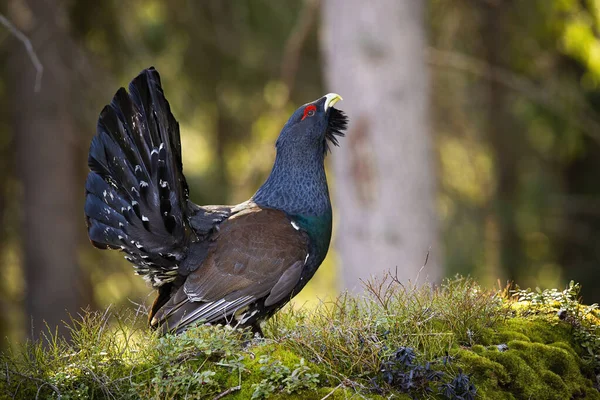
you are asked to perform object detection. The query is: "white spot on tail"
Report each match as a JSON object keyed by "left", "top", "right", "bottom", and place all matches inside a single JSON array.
[{"left": 142, "top": 215, "right": 149, "bottom": 222}]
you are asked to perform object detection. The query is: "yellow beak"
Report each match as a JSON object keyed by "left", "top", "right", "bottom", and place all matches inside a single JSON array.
[{"left": 323, "top": 93, "right": 343, "bottom": 111}]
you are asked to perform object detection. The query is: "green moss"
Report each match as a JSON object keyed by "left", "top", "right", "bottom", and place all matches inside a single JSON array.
[
  {"left": 471, "top": 344, "right": 486, "bottom": 354},
  {"left": 540, "top": 370, "right": 568, "bottom": 394},
  {"left": 454, "top": 349, "right": 510, "bottom": 389},
  {"left": 480, "top": 318, "right": 575, "bottom": 346},
  {"left": 549, "top": 340, "right": 578, "bottom": 356},
  {"left": 2, "top": 277, "right": 599, "bottom": 399},
  {"left": 457, "top": 336, "right": 600, "bottom": 400},
  {"left": 261, "top": 386, "right": 380, "bottom": 400}
]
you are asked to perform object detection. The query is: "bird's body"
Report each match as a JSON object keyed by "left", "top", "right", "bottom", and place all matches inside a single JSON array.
[{"left": 84, "top": 68, "right": 346, "bottom": 334}]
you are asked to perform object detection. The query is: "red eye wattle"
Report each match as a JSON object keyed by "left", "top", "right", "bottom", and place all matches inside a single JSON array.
[{"left": 302, "top": 105, "right": 317, "bottom": 121}]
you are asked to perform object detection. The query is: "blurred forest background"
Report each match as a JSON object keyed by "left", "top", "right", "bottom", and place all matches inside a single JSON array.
[{"left": 1, "top": 0, "right": 600, "bottom": 344}]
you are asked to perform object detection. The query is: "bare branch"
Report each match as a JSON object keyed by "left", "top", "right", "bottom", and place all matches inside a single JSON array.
[
  {"left": 280, "top": 0, "right": 321, "bottom": 96},
  {"left": 212, "top": 385, "right": 241, "bottom": 400},
  {"left": 414, "top": 247, "right": 431, "bottom": 284},
  {"left": 7, "top": 369, "right": 61, "bottom": 399},
  {"left": 0, "top": 12, "right": 44, "bottom": 92},
  {"left": 320, "top": 383, "right": 344, "bottom": 400},
  {"left": 427, "top": 47, "right": 600, "bottom": 146}
]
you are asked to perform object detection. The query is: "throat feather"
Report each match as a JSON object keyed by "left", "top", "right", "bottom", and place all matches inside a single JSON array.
[{"left": 253, "top": 151, "right": 330, "bottom": 216}]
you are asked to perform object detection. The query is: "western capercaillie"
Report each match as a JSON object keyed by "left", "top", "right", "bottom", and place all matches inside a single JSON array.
[{"left": 85, "top": 67, "right": 347, "bottom": 335}]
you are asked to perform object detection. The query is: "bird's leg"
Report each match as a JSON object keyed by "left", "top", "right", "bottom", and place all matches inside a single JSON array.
[
  {"left": 240, "top": 323, "right": 264, "bottom": 348},
  {"left": 250, "top": 322, "right": 264, "bottom": 338}
]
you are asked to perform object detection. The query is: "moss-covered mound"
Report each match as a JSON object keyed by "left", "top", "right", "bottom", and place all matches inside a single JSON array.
[{"left": 1, "top": 277, "right": 599, "bottom": 399}]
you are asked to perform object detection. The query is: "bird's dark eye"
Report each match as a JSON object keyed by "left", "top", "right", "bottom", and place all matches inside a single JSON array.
[{"left": 302, "top": 105, "right": 317, "bottom": 121}]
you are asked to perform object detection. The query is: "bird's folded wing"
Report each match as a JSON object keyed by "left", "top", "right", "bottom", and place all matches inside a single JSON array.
[{"left": 151, "top": 206, "right": 309, "bottom": 331}]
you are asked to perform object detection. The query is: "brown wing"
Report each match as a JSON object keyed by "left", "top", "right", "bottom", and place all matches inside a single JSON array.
[{"left": 151, "top": 204, "right": 309, "bottom": 331}]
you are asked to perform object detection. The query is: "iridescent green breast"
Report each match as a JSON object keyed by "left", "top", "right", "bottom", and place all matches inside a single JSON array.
[{"left": 292, "top": 209, "right": 333, "bottom": 267}]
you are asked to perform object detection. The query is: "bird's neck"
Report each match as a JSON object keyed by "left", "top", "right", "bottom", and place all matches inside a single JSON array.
[
  {"left": 253, "top": 147, "right": 331, "bottom": 217},
  {"left": 254, "top": 147, "right": 334, "bottom": 279}
]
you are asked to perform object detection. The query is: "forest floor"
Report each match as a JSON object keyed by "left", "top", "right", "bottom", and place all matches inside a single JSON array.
[{"left": 1, "top": 274, "right": 599, "bottom": 399}]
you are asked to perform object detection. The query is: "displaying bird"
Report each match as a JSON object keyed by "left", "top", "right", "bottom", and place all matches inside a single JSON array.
[{"left": 84, "top": 67, "right": 347, "bottom": 335}]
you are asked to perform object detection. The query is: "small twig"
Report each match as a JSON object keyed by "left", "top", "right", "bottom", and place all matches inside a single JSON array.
[
  {"left": 280, "top": 0, "right": 321, "bottom": 97},
  {"left": 112, "top": 364, "right": 160, "bottom": 383},
  {"left": 128, "top": 297, "right": 150, "bottom": 317},
  {"left": 81, "top": 366, "right": 114, "bottom": 400},
  {"left": 12, "top": 380, "right": 23, "bottom": 399},
  {"left": 422, "top": 248, "right": 430, "bottom": 267},
  {"left": 36, "top": 383, "right": 58, "bottom": 400},
  {"left": 320, "top": 382, "right": 343, "bottom": 400},
  {"left": 414, "top": 247, "right": 431, "bottom": 285},
  {"left": 8, "top": 370, "right": 61, "bottom": 399},
  {"left": 403, "top": 332, "right": 454, "bottom": 337},
  {"left": 0, "top": 13, "right": 43, "bottom": 92},
  {"left": 427, "top": 47, "right": 600, "bottom": 146},
  {"left": 4, "top": 361, "right": 9, "bottom": 386},
  {"left": 99, "top": 304, "right": 113, "bottom": 338},
  {"left": 212, "top": 385, "right": 241, "bottom": 400}
]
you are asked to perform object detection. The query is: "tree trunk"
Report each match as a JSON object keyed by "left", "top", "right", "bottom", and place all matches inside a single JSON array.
[
  {"left": 560, "top": 138, "right": 600, "bottom": 303},
  {"left": 0, "top": 121, "right": 11, "bottom": 346},
  {"left": 7, "top": 0, "right": 84, "bottom": 340},
  {"left": 482, "top": 1, "right": 522, "bottom": 282},
  {"left": 322, "top": 0, "right": 441, "bottom": 291}
]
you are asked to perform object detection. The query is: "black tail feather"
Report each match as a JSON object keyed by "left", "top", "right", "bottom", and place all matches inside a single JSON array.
[{"left": 85, "top": 67, "right": 190, "bottom": 286}]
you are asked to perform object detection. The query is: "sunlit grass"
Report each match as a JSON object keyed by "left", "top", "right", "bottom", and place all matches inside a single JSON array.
[{"left": 2, "top": 276, "right": 599, "bottom": 399}]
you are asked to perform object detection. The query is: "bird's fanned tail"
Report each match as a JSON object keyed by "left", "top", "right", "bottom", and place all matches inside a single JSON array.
[{"left": 85, "top": 68, "right": 190, "bottom": 287}]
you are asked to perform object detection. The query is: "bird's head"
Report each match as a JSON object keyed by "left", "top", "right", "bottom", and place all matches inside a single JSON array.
[
  {"left": 276, "top": 93, "right": 348, "bottom": 156},
  {"left": 254, "top": 93, "right": 347, "bottom": 213}
]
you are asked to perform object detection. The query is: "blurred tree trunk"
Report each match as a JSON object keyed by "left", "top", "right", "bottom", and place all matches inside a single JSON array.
[
  {"left": 322, "top": 0, "right": 441, "bottom": 291},
  {"left": 482, "top": 1, "right": 522, "bottom": 282},
  {"left": 0, "top": 119, "right": 10, "bottom": 347},
  {"left": 7, "top": 0, "right": 85, "bottom": 339},
  {"left": 560, "top": 128, "right": 600, "bottom": 303}
]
